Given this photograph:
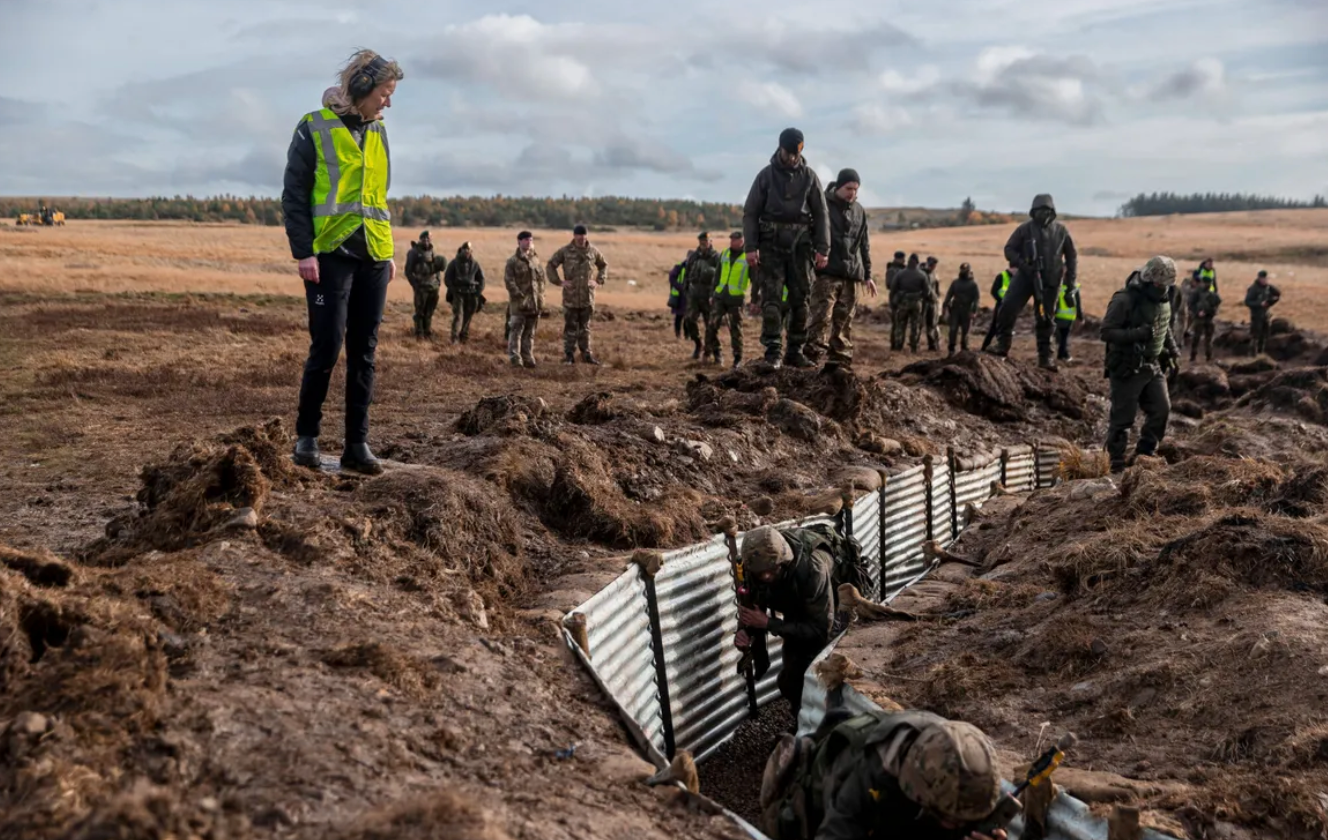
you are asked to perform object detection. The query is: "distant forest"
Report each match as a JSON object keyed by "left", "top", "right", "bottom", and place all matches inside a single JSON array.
[
  {"left": 0, "top": 195, "right": 744, "bottom": 231},
  {"left": 1119, "top": 191, "right": 1327, "bottom": 217}
]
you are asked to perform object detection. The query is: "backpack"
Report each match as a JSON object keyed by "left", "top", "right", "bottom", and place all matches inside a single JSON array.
[
  {"left": 760, "top": 710, "right": 943, "bottom": 840},
  {"left": 798, "top": 518, "right": 867, "bottom": 603}
]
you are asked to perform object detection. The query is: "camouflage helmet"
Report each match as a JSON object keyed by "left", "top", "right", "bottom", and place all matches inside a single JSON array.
[
  {"left": 895, "top": 720, "right": 1001, "bottom": 823},
  {"left": 740, "top": 526, "right": 794, "bottom": 574},
  {"left": 1140, "top": 255, "right": 1176, "bottom": 288}
]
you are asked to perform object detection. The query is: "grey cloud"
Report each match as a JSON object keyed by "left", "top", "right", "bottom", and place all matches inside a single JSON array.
[
  {"left": 955, "top": 54, "right": 1104, "bottom": 125},
  {"left": 171, "top": 145, "right": 287, "bottom": 190},
  {"left": 1092, "top": 189, "right": 1133, "bottom": 201},
  {"left": 1148, "top": 59, "right": 1225, "bottom": 102},
  {"left": 757, "top": 22, "right": 916, "bottom": 74},
  {"left": 0, "top": 96, "right": 45, "bottom": 126},
  {"left": 594, "top": 137, "right": 717, "bottom": 178}
]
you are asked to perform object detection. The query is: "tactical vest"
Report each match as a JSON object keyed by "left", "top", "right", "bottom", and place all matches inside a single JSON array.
[
  {"left": 995, "top": 270, "right": 1011, "bottom": 300},
  {"left": 668, "top": 263, "right": 684, "bottom": 303},
  {"left": 305, "top": 108, "right": 393, "bottom": 261},
  {"left": 1105, "top": 285, "right": 1171, "bottom": 378},
  {"left": 1055, "top": 283, "right": 1078, "bottom": 322},
  {"left": 714, "top": 249, "right": 751, "bottom": 299}
]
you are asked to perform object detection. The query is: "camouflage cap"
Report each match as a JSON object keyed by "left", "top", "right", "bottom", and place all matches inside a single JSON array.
[
  {"left": 731, "top": 231, "right": 743, "bottom": 240},
  {"left": 894, "top": 721, "right": 1000, "bottom": 823},
  {"left": 740, "top": 526, "right": 794, "bottom": 574},
  {"left": 1140, "top": 255, "right": 1177, "bottom": 288}
]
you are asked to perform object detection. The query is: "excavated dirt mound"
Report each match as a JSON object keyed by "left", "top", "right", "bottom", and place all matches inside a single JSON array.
[
  {"left": 891, "top": 352, "right": 1098, "bottom": 435},
  {"left": 1238, "top": 367, "right": 1328, "bottom": 423},
  {"left": 1215, "top": 325, "right": 1323, "bottom": 362},
  {"left": 455, "top": 394, "right": 552, "bottom": 437},
  {"left": 873, "top": 459, "right": 1328, "bottom": 839}
]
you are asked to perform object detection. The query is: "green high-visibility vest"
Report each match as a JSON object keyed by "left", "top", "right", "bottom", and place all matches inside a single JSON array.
[
  {"left": 996, "top": 270, "right": 1012, "bottom": 300},
  {"left": 714, "top": 249, "right": 751, "bottom": 299},
  {"left": 669, "top": 263, "right": 684, "bottom": 302},
  {"left": 1056, "top": 283, "right": 1079, "bottom": 322},
  {"left": 1199, "top": 268, "right": 1215, "bottom": 286},
  {"left": 306, "top": 108, "right": 393, "bottom": 261}
]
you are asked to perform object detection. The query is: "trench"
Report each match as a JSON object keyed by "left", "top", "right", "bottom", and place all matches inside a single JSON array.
[{"left": 563, "top": 445, "right": 1178, "bottom": 840}]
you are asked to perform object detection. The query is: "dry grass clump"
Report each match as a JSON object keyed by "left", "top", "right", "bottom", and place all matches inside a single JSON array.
[
  {"left": 0, "top": 545, "right": 74, "bottom": 588},
  {"left": 1057, "top": 446, "right": 1110, "bottom": 480},
  {"left": 944, "top": 578, "right": 1043, "bottom": 613},
  {"left": 335, "top": 788, "right": 511, "bottom": 840},
  {"left": 357, "top": 467, "right": 526, "bottom": 599},
  {"left": 455, "top": 394, "right": 551, "bottom": 436},
  {"left": 1155, "top": 514, "right": 1328, "bottom": 597},
  {"left": 1121, "top": 456, "right": 1285, "bottom": 516},
  {"left": 322, "top": 641, "right": 443, "bottom": 699}
]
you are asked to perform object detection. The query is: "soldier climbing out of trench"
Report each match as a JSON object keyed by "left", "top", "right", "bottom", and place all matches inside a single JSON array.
[{"left": 759, "top": 705, "right": 1009, "bottom": 840}]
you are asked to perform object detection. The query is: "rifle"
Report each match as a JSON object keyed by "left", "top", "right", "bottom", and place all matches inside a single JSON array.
[
  {"left": 718, "top": 517, "right": 766, "bottom": 716},
  {"left": 1024, "top": 236, "right": 1049, "bottom": 326},
  {"left": 972, "top": 733, "right": 1077, "bottom": 836}
]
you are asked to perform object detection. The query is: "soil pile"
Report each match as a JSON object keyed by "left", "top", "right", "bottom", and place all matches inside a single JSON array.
[{"left": 869, "top": 457, "right": 1328, "bottom": 839}]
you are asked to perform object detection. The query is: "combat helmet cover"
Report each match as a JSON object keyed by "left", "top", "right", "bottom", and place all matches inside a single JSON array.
[
  {"left": 1140, "top": 255, "right": 1177, "bottom": 288},
  {"left": 895, "top": 720, "right": 1001, "bottom": 823},
  {"left": 740, "top": 526, "right": 794, "bottom": 574}
]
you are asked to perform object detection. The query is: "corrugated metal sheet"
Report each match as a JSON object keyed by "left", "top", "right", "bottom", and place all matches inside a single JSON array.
[
  {"left": 852, "top": 490, "right": 883, "bottom": 601},
  {"left": 652, "top": 534, "right": 785, "bottom": 762},
  {"left": 881, "top": 465, "right": 929, "bottom": 601},
  {"left": 927, "top": 456, "right": 954, "bottom": 547},
  {"left": 1003, "top": 444, "right": 1036, "bottom": 494},
  {"left": 576, "top": 566, "right": 667, "bottom": 755},
  {"left": 953, "top": 455, "right": 1002, "bottom": 531},
  {"left": 1037, "top": 444, "right": 1063, "bottom": 489}
]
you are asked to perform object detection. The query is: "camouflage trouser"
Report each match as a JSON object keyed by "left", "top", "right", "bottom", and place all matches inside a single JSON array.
[
  {"left": 707, "top": 297, "right": 745, "bottom": 360},
  {"left": 1106, "top": 367, "right": 1170, "bottom": 471},
  {"left": 450, "top": 292, "right": 480, "bottom": 343},
  {"left": 947, "top": 309, "right": 973, "bottom": 354},
  {"left": 1249, "top": 308, "right": 1270, "bottom": 355},
  {"left": 896, "top": 296, "right": 925, "bottom": 352},
  {"left": 683, "top": 290, "right": 711, "bottom": 348},
  {"left": 563, "top": 306, "right": 593, "bottom": 358},
  {"left": 1190, "top": 318, "right": 1214, "bottom": 362},
  {"left": 923, "top": 299, "right": 940, "bottom": 350},
  {"left": 508, "top": 310, "right": 538, "bottom": 363},
  {"left": 1175, "top": 300, "right": 1191, "bottom": 341},
  {"left": 806, "top": 275, "right": 858, "bottom": 364},
  {"left": 756, "top": 243, "right": 813, "bottom": 360},
  {"left": 413, "top": 285, "right": 440, "bottom": 336}
]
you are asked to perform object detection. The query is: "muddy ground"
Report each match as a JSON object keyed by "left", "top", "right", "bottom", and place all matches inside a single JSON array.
[{"left": 3, "top": 289, "right": 1328, "bottom": 839}]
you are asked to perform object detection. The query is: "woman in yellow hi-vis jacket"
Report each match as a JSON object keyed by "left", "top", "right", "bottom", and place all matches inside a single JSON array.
[{"left": 282, "top": 50, "right": 403, "bottom": 475}]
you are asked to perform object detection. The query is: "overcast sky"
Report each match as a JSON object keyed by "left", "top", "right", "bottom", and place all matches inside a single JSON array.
[{"left": 2, "top": 0, "right": 1326, "bottom": 215}]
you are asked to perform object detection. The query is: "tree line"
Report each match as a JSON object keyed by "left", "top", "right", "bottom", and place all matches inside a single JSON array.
[
  {"left": 1, "top": 195, "right": 746, "bottom": 231},
  {"left": 1118, "top": 191, "right": 1326, "bottom": 217}
]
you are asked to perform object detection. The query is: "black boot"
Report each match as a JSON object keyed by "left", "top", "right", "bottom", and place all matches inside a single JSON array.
[
  {"left": 692, "top": 339, "right": 702, "bottom": 360},
  {"left": 582, "top": 352, "right": 601, "bottom": 366},
  {"left": 562, "top": 354, "right": 576, "bottom": 365},
  {"left": 340, "top": 442, "right": 383, "bottom": 476},
  {"left": 784, "top": 348, "right": 815, "bottom": 369},
  {"left": 293, "top": 436, "right": 321, "bottom": 469}
]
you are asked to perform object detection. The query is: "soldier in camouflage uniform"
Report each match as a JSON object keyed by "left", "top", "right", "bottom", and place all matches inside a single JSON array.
[
  {"left": 684, "top": 232, "right": 722, "bottom": 361},
  {"left": 942, "top": 263, "right": 980, "bottom": 356},
  {"left": 546, "top": 224, "right": 609, "bottom": 365},
  {"left": 404, "top": 231, "right": 446, "bottom": 338},
  {"left": 1101, "top": 256, "right": 1181, "bottom": 473},
  {"left": 743, "top": 128, "right": 831, "bottom": 370},
  {"left": 504, "top": 230, "right": 545, "bottom": 367},
  {"left": 1244, "top": 270, "right": 1281, "bottom": 356},
  {"left": 443, "top": 240, "right": 486, "bottom": 344},
  {"left": 885, "top": 250, "right": 907, "bottom": 351},
  {"left": 1187, "top": 274, "right": 1221, "bottom": 363},
  {"left": 760, "top": 709, "right": 1006, "bottom": 840},
  {"left": 922, "top": 256, "right": 942, "bottom": 352},
  {"left": 735, "top": 525, "right": 835, "bottom": 720},
  {"left": 806, "top": 169, "right": 876, "bottom": 369},
  {"left": 891, "top": 255, "right": 932, "bottom": 353}
]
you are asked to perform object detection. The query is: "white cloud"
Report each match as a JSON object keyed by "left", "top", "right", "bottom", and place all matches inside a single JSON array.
[
  {"left": 878, "top": 66, "right": 940, "bottom": 95},
  {"left": 737, "top": 81, "right": 804, "bottom": 119},
  {"left": 850, "top": 103, "right": 914, "bottom": 136},
  {"left": 974, "top": 46, "right": 1037, "bottom": 86}
]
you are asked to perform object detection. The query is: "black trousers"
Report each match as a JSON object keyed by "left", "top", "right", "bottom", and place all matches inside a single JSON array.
[
  {"left": 296, "top": 252, "right": 390, "bottom": 444},
  {"left": 1106, "top": 367, "right": 1170, "bottom": 470},
  {"left": 777, "top": 644, "right": 818, "bottom": 719},
  {"left": 991, "top": 273, "right": 1059, "bottom": 357}
]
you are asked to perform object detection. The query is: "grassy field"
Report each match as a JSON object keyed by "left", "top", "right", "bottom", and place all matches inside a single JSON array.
[{"left": 1, "top": 209, "right": 1326, "bottom": 325}]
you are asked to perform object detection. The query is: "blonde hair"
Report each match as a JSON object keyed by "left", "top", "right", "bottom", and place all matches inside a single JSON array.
[{"left": 329, "top": 49, "right": 404, "bottom": 111}]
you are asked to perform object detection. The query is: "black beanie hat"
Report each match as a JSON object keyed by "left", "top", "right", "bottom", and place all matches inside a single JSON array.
[
  {"left": 517, "top": 230, "right": 532, "bottom": 241},
  {"left": 778, "top": 127, "right": 804, "bottom": 154},
  {"left": 836, "top": 168, "right": 861, "bottom": 186},
  {"left": 573, "top": 224, "right": 588, "bottom": 235}
]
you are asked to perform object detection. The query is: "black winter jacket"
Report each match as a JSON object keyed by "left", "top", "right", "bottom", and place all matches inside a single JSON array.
[
  {"left": 742, "top": 153, "right": 831, "bottom": 256},
  {"left": 817, "top": 185, "right": 871, "bottom": 281},
  {"left": 1003, "top": 194, "right": 1078, "bottom": 291}
]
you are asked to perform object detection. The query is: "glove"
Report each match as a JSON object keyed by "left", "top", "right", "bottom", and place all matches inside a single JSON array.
[{"left": 1130, "top": 324, "right": 1154, "bottom": 343}]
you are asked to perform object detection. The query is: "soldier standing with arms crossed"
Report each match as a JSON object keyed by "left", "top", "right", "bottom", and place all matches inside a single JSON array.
[
  {"left": 743, "top": 128, "right": 830, "bottom": 370},
  {"left": 283, "top": 49, "right": 403, "bottom": 475},
  {"left": 547, "top": 224, "right": 609, "bottom": 365}
]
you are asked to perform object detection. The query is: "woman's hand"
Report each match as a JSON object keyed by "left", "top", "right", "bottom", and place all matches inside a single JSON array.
[
  {"left": 388, "top": 260, "right": 396, "bottom": 283},
  {"left": 298, "top": 256, "right": 320, "bottom": 284}
]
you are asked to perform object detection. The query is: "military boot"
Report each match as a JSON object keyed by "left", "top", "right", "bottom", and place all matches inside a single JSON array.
[
  {"left": 582, "top": 352, "right": 601, "bottom": 366},
  {"left": 340, "top": 442, "right": 383, "bottom": 476},
  {"left": 562, "top": 354, "right": 576, "bottom": 365},
  {"left": 784, "top": 347, "right": 815, "bottom": 369},
  {"left": 732, "top": 354, "right": 742, "bottom": 370},
  {"left": 692, "top": 339, "right": 702, "bottom": 360},
  {"left": 1038, "top": 353, "right": 1058, "bottom": 371},
  {"left": 293, "top": 436, "right": 321, "bottom": 469}
]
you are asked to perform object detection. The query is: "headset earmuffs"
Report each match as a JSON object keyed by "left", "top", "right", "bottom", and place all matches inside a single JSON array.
[{"left": 349, "top": 56, "right": 388, "bottom": 100}]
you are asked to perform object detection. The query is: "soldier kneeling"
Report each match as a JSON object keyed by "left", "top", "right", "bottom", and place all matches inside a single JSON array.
[{"left": 761, "top": 709, "right": 1007, "bottom": 840}]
